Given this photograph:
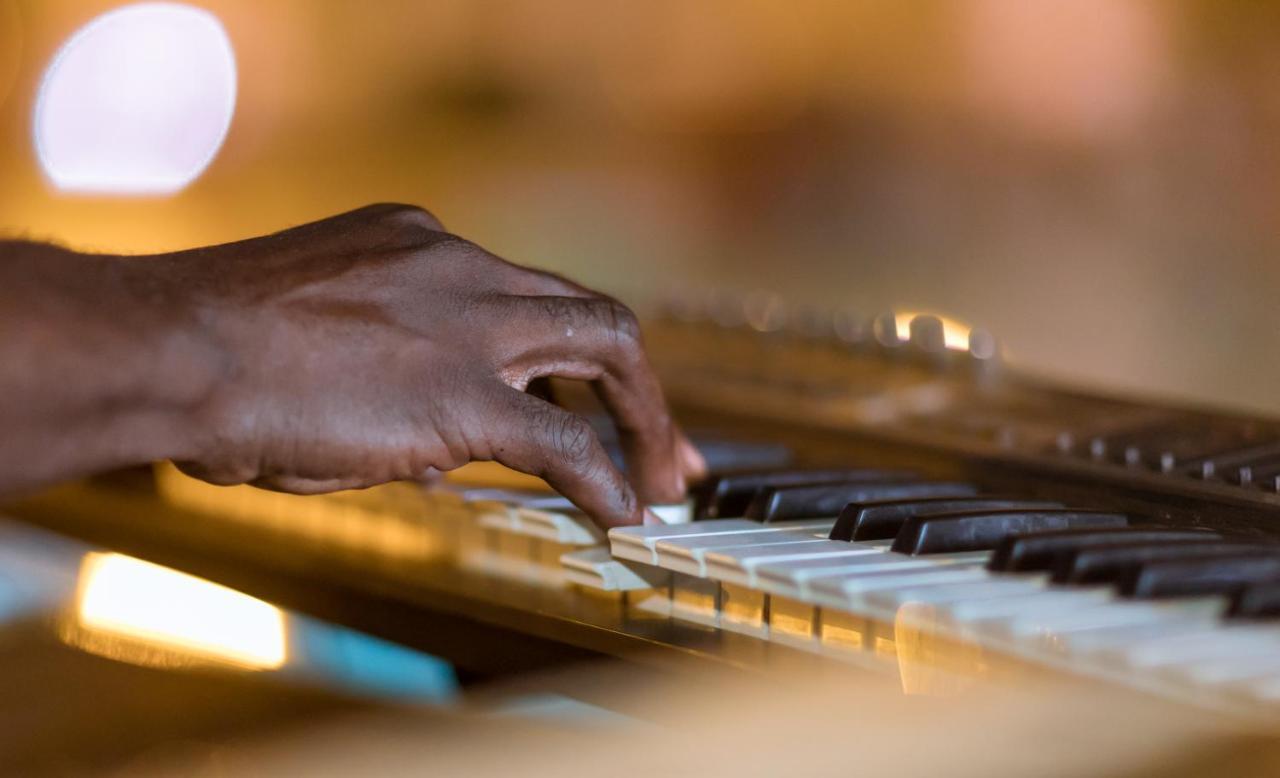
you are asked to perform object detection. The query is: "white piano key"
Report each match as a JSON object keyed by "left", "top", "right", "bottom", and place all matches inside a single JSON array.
[
  {"left": 470, "top": 490, "right": 654, "bottom": 546},
  {"left": 560, "top": 547, "right": 670, "bottom": 591},
  {"left": 470, "top": 491, "right": 556, "bottom": 535},
  {"left": 769, "top": 595, "right": 821, "bottom": 649},
  {"left": 1242, "top": 673, "right": 1280, "bottom": 704},
  {"left": 1102, "top": 626, "right": 1280, "bottom": 669},
  {"left": 671, "top": 573, "right": 721, "bottom": 626},
  {"left": 702, "top": 539, "right": 885, "bottom": 587},
  {"left": 1043, "top": 599, "right": 1227, "bottom": 654},
  {"left": 515, "top": 506, "right": 604, "bottom": 545},
  {"left": 656, "top": 532, "right": 832, "bottom": 577},
  {"left": 456, "top": 487, "right": 547, "bottom": 505},
  {"left": 609, "top": 519, "right": 764, "bottom": 564},
  {"left": 648, "top": 501, "right": 694, "bottom": 525},
  {"left": 992, "top": 597, "right": 1212, "bottom": 644},
  {"left": 942, "top": 587, "right": 1114, "bottom": 624},
  {"left": 464, "top": 489, "right": 562, "bottom": 524},
  {"left": 719, "top": 582, "right": 769, "bottom": 638},
  {"left": 863, "top": 575, "right": 1049, "bottom": 611},
  {"left": 755, "top": 549, "right": 989, "bottom": 599},
  {"left": 1236, "top": 663, "right": 1280, "bottom": 705},
  {"left": 476, "top": 508, "right": 521, "bottom": 533},
  {"left": 809, "top": 566, "right": 993, "bottom": 610},
  {"left": 1165, "top": 649, "right": 1280, "bottom": 687}
]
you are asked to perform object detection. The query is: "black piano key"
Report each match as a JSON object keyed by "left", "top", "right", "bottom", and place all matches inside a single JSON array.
[
  {"left": 987, "top": 528, "right": 1221, "bottom": 573},
  {"left": 1227, "top": 580, "right": 1280, "bottom": 619},
  {"left": 692, "top": 469, "right": 912, "bottom": 519},
  {"left": 830, "top": 497, "right": 1062, "bottom": 543},
  {"left": 1120, "top": 554, "right": 1280, "bottom": 599},
  {"left": 891, "top": 510, "right": 1128, "bottom": 556},
  {"left": 687, "top": 439, "right": 794, "bottom": 477},
  {"left": 1052, "top": 540, "right": 1265, "bottom": 586},
  {"left": 747, "top": 481, "right": 977, "bottom": 523}
]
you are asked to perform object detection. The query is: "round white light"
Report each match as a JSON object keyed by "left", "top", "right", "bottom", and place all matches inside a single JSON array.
[{"left": 33, "top": 2, "right": 237, "bottom": 195}]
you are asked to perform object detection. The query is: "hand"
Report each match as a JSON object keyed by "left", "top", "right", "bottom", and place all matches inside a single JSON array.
[{"left": 153, "top": 204, "right": 703, "bottom": 527}]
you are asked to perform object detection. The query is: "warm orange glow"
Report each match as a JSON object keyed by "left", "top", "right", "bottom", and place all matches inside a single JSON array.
[
  {"left": 69, "top": 552, "right": 286, "bottom": 670},
  {"left": 0, "top": 1, "right": 20, "bottom": 111},
  {"left": 893, "top": 312, "right": 973, "bottom": 351}
]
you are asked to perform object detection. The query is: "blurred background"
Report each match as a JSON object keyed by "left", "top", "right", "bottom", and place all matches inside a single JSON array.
[{"left": 2, "top": 0, "right": 1280, "bottom": 413}]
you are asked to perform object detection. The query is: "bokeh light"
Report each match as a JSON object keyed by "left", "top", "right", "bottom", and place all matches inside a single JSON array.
[
  {"left": 894, "top": 312, "right": 973, "bottom": 352},
  {"left": 71, "top": 552, "right": 286, "bottom": 670},
  {"left": 33, "top": 2, "right": 236, "bottom": 195}
]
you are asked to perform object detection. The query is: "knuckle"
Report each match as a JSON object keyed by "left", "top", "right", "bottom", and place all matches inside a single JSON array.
[
  {"left": 417, "top": 233, "right": 487, "bottom": 262},
  {"left": 370, "top": 203, "right": 444, "bottom": 232},
  {"left": 553, "top": 413, "right": 598, "bottom": 468},
  {"left": 361, "top": 203, "right": 449, "bottom": 250},
  {"left": 534, "top": 295, "right": 585, "bottom": 326},
  {"left": 533, "top": 407, "right": 598, "bottom": 470},
  {"left": 400, "top": 234, "right": 482, "bottom": 276},
  {"left": 543, "top": 297, "right": 642, "bottom": 348}
]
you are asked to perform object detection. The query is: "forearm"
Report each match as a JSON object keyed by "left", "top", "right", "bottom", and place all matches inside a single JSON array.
[{"left": 0, "top": 241, "right": 226, "bottom": 496}]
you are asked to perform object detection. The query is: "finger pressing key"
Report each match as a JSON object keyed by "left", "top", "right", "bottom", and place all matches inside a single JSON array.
[
  {"left": 481, "top": 386, "right": 642, "bottom": 527},
  {"left": 492, "top": 294, "right": 688, "bottom": 506}
]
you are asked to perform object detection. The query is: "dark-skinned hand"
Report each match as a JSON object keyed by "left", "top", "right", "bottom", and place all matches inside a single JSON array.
[{"left": 0, "top": 204, "right": 704, "bottom": 527}]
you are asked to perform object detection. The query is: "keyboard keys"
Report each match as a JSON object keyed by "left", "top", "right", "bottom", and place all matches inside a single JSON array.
[
  {"left": 687, "top": 438, "right": 793, "bottom": 476},
  {"left": 747, "top": 481, "right": 977, "bottom": 522},
  {"left": 864, "top": 577, "right": 1048, "bottom": 611},
  {"left": 810, "top": 566, "right": 994, "bottom": 610},
  {"left": 609, "top": 519, "right": 761, "bottom": 564},
  {"left": 1228, "top": 579, "right": 1280, "bottom": 619},
  {"left": 1166, "top": 650, "right": 1280, "bottom": 686},
  {"left": 655, "top": 526, "right": 833, "bottom": 576},
  {"left": 754, "top": 549, "right": 986, "bottom": 599},
  {"left": 1053, "top": 541, "right": 1267, "bottom": 586},
  {"left": 830, "top": 497, "right": 1062, "bottom": 542},
  {"left": 560, "top": 547, "right": 670, "bottom": 591},
  {"left": 1048, "top": 610, "right": 1226, "bottom": 654},
  {"left": 1120, "top": 553, "right": 1280, "bottom": 598},
  {"left": 645, "top": 502, "right": 694, "bottom": 525},
  {"left": 987, "top": 528, "right": 1220, "bottom": 573},
  {"left": 693, "top": 469, "right": 910, "bottom": 519},
  {"left": 515, "top": 503, "right": 605, "bottom": 545},
  {"left": 596, "top": 461, "right": 1279, "bottom": 704},
  {"left": 891, "top": 510, "right": 1129, "bottom": 555},
  {"left": 1105, "top": 626, "right": 1280, "bottom": 669},
  {"left": 943, "top": 588, "right": 1115, "bottom": 624},
  {"left": 702, "top": 538, "right": 884, "bottom": 586},
  {"left": 995, "top": 598, "right": 1222, "bottom": 644}
]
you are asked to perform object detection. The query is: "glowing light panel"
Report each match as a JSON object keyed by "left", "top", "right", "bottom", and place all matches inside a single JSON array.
[
  {"left": 33, "top": 2, "right": 236, "bottom": 194},
  {"left": 75, "top": 552, "right": 286, "bottom": 669},
  {"left": 894, "top": 311, "right": 973, "bottom": 351}
]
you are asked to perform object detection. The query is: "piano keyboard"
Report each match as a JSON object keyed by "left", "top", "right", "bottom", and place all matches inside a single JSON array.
[
  {"left": 142, "top": 454, "right": 1280, "bottom": 716},
  {"left": 379, "top": 460, "right": 1280, "bottom": 713}
]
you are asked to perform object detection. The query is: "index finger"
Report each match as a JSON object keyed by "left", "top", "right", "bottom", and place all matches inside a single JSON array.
[{"left": 491, "top": 295, "right": 692, "bottom": 505}]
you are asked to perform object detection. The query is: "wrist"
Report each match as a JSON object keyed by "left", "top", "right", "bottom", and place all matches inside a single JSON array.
[{"left": 94, "top": 251, "right": 234, "bottom": 464}]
